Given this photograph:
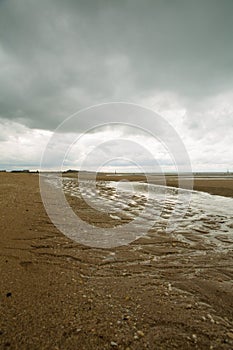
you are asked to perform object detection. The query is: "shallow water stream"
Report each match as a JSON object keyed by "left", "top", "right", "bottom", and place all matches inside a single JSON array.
[{"left": 44, "top": 176, "right": 233, "bottom": 252}]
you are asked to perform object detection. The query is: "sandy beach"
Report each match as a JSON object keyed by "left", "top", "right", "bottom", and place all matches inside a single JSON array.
[{"left": 0, "top": 172, "right": 233, "bottom": 350}]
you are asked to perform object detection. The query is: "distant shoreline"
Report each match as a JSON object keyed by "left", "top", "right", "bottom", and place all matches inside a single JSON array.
[
  {"left": 3, "top": 171, "right": 233, "bottom": 198},
  {"left": 63, "top": 172, "right": 233, "bottom": 198}
]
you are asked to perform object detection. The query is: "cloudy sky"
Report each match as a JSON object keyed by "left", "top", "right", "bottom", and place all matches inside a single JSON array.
[{"left": 0, "top": 0, "right": 232, "bottom": 172}]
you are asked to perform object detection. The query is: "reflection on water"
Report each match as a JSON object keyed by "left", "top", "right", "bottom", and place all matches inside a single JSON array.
[{"left": 46, "top": 176, "right": 233, "bottom": 252}]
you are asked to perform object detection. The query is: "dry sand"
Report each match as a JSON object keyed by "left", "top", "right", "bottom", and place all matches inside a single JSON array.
[{"left": 0, "top": 173, "right": 233, "bottom": 349}]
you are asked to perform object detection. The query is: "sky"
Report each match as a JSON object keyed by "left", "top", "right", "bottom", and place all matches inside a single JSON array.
[{"left": 0, "top": 0, "right": 232, "bottom": 172}]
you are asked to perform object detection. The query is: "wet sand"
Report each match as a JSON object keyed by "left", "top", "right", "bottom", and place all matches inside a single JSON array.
[
  {"left": 95, "top": 173, "right": 233, "bottom": 198},
  {"left": 0, "top": 173, "right": 233, "bottom": 349}
]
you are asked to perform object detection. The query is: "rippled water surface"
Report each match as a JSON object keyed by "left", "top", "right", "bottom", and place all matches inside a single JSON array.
[{"left": 44, "top": 176, "right": 233, "bottom": 252}]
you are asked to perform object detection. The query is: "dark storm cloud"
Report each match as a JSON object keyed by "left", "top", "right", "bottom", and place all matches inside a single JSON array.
[{"left": 0, "top": 0, "right": 233, "bottom": 130}]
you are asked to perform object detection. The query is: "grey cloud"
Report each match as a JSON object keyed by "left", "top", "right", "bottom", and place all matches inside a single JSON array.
[{"left": 1, "top": 0, "right": 233, "bottom": 131}]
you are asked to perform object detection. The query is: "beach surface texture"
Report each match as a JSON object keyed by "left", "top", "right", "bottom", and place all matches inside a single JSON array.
[{"left": 0, "top": 173, "right": 233, "bottom": 349}]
